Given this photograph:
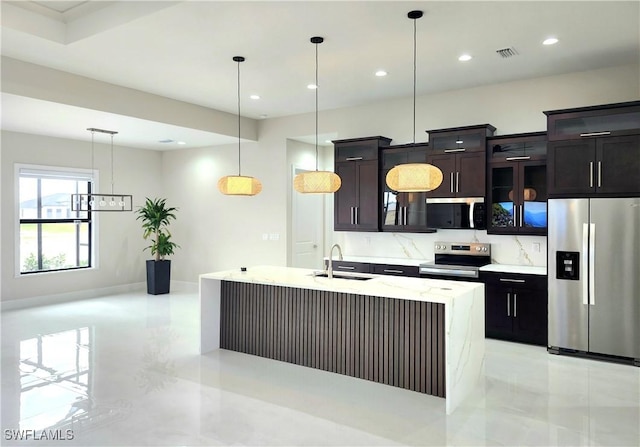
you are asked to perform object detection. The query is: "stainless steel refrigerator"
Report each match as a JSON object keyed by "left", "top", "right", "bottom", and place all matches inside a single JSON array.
[{"left": 548, "top": 198, "right": 640, "bottom": 364}]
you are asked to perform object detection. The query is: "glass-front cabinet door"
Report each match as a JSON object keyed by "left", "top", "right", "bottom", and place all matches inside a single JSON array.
[
  {"left": 380, "top": 144, "right": 435, "bottom": 232},
  {"left": 490, "top": 165, "right": 516, "bottom": 229},
  {"left": 488, "top": 160, "right": 547, "bottom": 235},
  {"left": 487, "top": 132, "right": 547, "bottom": 235},
  {"left": 521, "top": 163, "right": 547, "bottom": 232}
]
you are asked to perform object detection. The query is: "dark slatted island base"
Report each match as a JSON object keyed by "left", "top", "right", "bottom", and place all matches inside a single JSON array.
[{"left": 200, "top": 266, "right": 484, "bottom": 414}]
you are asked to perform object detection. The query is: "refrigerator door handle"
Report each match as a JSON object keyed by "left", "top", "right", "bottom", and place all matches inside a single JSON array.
[
  {"left": 582, "top": 223, "right": 589, "bottom": 305},
  {"left": 589, "top": 223, "right": 596, "bottom": 305}
]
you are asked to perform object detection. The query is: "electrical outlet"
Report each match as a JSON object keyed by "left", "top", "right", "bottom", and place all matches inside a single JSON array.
[
  {"left": 262, "top": 233, "right": 269, "bottom": 240},
  {"left": 532, "top": 242, "right": 541, "bottom": 252}
]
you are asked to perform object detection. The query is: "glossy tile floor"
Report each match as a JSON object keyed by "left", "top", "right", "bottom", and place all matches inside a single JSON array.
[{"left": 1, "top": 287, "right": 639, "bottom": 446}]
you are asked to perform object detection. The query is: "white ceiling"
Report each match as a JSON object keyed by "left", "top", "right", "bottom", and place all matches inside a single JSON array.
[{"left": 1, "top": 1, "right": 639, "bottom": 150}]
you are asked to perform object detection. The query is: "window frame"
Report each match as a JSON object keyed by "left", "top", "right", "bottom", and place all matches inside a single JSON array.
[{"left": 15, "top": 164, "right": 98, "bottom": 276}]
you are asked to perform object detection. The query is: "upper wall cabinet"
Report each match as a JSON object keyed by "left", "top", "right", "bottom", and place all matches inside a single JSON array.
[
  {"left": 545, "top": 101, "right": 640, "bottom": 197},
  {"left": 487, "top": 132, "right": 547, "bottom": 235},
  {"left": 545, "top": 101, "right": 640, "bottom": 142},
  {"left": 425, "top": 124, "right": 496, "bottom": 198},
  {"left": 333, "top": 136, "right": 391, "bottom": 231},
  {"left": 380, "top": 143, "right": 435, "bottom": 233}
]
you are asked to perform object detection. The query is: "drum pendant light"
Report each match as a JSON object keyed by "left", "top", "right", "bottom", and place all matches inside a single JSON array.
[
  {"left": 218, "top": 56, "right": 262, "bottom": 196},
  {"left": 293, "top": 36, "right": 341, "bottom": 194},
  {"left": 386, "top": 11, "right": 443, "bottom": 193}
]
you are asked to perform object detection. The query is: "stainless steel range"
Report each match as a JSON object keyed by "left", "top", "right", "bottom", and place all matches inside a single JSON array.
[{"left": 419, "top": 242, "right": 491, "bottom": 281}]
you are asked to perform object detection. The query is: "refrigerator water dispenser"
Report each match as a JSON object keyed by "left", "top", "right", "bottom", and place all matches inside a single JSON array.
[{"left": 556, "top": 251, "right": 580, "bottom": 280}]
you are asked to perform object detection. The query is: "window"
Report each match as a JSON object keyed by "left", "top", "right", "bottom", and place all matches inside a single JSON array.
[{"left": 18, "top": 166, "right": 93, "bottom": 274}]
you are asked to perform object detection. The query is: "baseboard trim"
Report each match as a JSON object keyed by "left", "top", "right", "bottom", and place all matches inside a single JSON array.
[{"left": 1, "top": 282, "right": 146, "bottom": 311}]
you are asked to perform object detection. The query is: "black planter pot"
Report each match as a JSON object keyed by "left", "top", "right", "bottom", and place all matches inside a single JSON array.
[{"left": 146, "top": 260, "right": 171, "bottom": 295}]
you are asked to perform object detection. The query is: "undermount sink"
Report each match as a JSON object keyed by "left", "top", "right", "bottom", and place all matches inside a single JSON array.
[{"left": 311, "top": 271, "right": 374, "bottom": 281}]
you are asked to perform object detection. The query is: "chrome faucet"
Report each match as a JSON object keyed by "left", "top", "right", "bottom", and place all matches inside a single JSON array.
[{"left": 327, "top": 243, "right": 343, "bottom": 279}]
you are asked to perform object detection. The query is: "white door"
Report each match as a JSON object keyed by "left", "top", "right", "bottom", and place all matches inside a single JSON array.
[{"left": 291, "top": 167, "right": 324, "bottom": 269}]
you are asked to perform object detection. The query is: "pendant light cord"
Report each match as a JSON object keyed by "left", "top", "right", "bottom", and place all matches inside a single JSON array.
[
  {"left": 412, "top": 15, "right": 417, "bottom": 145},
  {"left": 237, "top": 59, "right": 242, "bottom": 176},
  {"left": 315, "top": 40, "right": 319, "bottom": 172}
]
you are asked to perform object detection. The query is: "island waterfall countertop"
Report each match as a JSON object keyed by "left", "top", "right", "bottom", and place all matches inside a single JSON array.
[
  {"left": 200, "top": 265, "right": 485, "bottom": 415},
  {"left": 200, "top": 265, "right": 482, "bottom": 304}
]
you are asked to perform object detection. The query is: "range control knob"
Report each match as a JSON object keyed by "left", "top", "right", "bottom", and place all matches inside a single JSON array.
[
  {"left": 482, "top": 247, "right": 488, "bottom": 252},
  {"left": 476, "top": 246, "right": 481, "bottom": 251}
]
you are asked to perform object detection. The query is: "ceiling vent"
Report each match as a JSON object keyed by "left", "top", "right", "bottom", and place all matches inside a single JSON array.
[
  {"left": 496, "top": 47, "right": 519, "bottom": 58},
  {"left": 158, "top": 139, "right": 175, "bottom": 144}
]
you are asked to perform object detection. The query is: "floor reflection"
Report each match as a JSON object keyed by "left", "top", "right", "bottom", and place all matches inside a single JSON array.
[{"left": 19, "top": 327, "right": 92, "bottom": 431}]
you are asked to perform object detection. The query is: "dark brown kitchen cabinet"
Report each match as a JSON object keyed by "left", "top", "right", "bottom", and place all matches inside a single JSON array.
[
  {"left": 323, "top": 260, "right": 371, "bottom": 273},
  {"left": 547, "top": 136, "right": 640, "bottom": 197},
  {"left": 370, "top": 263, "right": 420, "bottom": 277},
  {"left": 545, "top": 101, "right": 640, "bottom": 197},
  {"left": 380, "top": 143, "right": 435, "bottom": 232},
  {"left": 425, "top": 124, "right": 496, "bottom": 199},
  {"left": 545, "top": 101, "right": 640, "bottom": 142},
  {"left": 426, "top": 151, "right": 486, "bottom": 198},
  {"left": 333, "top": 136, "right": 391, "bottom": 231},
  {"left": 482, "top": 272, "right": 547, "bottom": 346},
  {"left": 487, "top": 132, "right": 547, "bottom": 235}
]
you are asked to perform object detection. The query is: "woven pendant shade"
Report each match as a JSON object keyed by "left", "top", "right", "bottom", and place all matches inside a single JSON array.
[
  {"left": 386, "top": 163, "right": 443, "bottom": 192},
  {"left": 218, "top": 175, "right": 262, "bottom": 196},
  {"left": 294, "top": 170, "right": 341, "bottom": 193},
  {"left": 508, "top": 187, "right": 537, "bottom": 202}
]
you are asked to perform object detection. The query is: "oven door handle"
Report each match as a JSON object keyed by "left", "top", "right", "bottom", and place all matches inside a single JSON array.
[{"left": 419, "top": 267, "right": 478, "bottom": 278}]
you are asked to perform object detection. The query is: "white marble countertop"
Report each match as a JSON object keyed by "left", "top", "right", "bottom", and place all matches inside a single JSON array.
[
  {"left": 479, "top": 264, "right": 547, "bottom": 276},
  {"left": 201, "top": 265, "right": 482, "bottom": 305},
  {"left": 323, "top": 255, "right": 431, "bottom": 267}
]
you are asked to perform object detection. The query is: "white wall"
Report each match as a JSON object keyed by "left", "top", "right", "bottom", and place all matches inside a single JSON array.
[{"left": 0, "top": 131, "right": 163, "bottom": 304}]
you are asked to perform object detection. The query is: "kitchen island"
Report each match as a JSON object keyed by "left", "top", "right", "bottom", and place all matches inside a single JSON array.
[{"left": 199, "top": 266, "right": 484, "bottom": 414}]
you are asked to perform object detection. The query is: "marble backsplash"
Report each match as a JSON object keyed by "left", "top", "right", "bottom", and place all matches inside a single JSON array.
[{"left": 332, "top": 230, "right": 547, "bottom": 267}]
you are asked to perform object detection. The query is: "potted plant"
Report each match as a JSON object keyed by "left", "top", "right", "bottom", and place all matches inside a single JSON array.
[{"left": 136, "top": 197, "right": 179, "bottom": 295}]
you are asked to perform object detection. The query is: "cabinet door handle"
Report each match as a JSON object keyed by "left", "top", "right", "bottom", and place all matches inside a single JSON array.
[
  {"left": 355, "top": 207, "right": 359, "bottom": 225},
  {"left": 444, "top": 148, "right": 466, "bottom": 153},
  {"left": 506, "top": 156, "right": 531, "bottom": 161},
  {"left": 589, "top": 161, "right": 594, "bottom": 188},
  {"left": 499, "top": 278, "right": 526, "bottom": 283},
  {"left": 580, "top": 131, "right": 611, "bottom": 137},
  {"left": 456, "top": 172, "right": 460, "bottom": 193},
  {"left": 450, "top": 172, "right": 454, "bottom": 193},
  {"left": 383, "top": 269, "right": 404, "bottom": 274},
  {"left": 519, "top": 204, "right": 523, "bottom": 227},
  {"left": 345, "top": 157, "right": 363, "bottom": 161},
  {"left": 597, "top": 161, "right": 602, "bottom": 188},
  {"left": 507, "top": 292, "right": 511, "bottom": 317},
  {"left": 514, "top": 293, "right": 517, "bottom": 318},
  {"left": 337, "top": 265, "right": 355, "bottom": 270},
  {"left": 403, "top": 206, "right": 408, "bottom": 225},
  {"left": 350, "top": 206, "right": 355, "bottom": 225}
]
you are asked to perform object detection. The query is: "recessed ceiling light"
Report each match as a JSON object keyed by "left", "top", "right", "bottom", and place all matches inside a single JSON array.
[
  {"left": 259, "top": 114, "right": 268, "bottom": 119},
  {"left": 307, "top": 84, "right": 318, "bottom": 89},
  {"left": 375, "top": 70, "right": 388, "bottom": 77},
  {"left": 177, "top": 141, "right": 186, "bottom": 145},
  {"left": 458, "top": 54, "right": 472, "bottom": 62},
  {"left": 543, "top": 37, "right": 559, "bottom": 45},
  {"left": 250, "top": 94, "right": 260, "bottom": 100}
]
